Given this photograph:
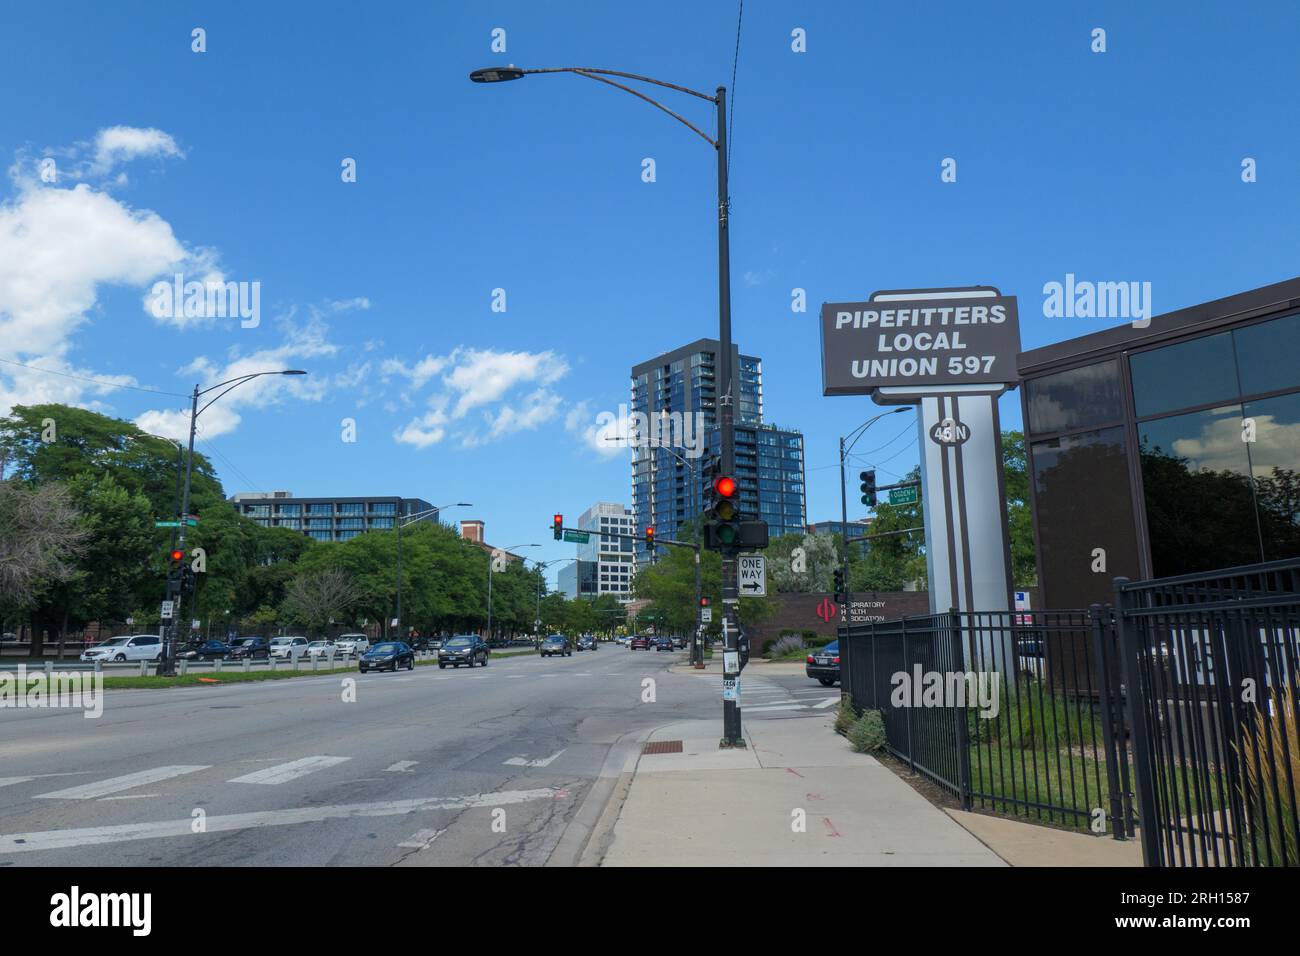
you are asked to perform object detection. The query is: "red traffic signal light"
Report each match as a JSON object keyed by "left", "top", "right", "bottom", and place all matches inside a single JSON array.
[
  {"left": 553, "top": 514, "right": 563, "bottom": 540},
  {"left": 713, "top": 475, "right": 737, "bottom": 498},
  {"left": 700, "top": 597, "right": 710, "bottom": 607},
  {"left": 645, "top": 526, "right": 655, "bottom": 543},
  {"left": 169, "top": 549, "right": 184, "bottom": 564}
]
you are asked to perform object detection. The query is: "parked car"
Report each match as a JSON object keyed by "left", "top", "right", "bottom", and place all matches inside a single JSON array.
[
  {"left": 359, "top": 641, "right": 415, "bottom": 673},
  {"left": 576, "top": 635, "right": 597, "bottom": 652},
  {"left": 614, "top": 635, "right": 629, "bottom": 646},
  {"left": 269, "top": 636, "right": 309, "bottom": 660},
  {"left": 176, "top": 640, "right": 232, "bottom": 662},
  {"left": 629, "top": 634, "right": 651, "bottom": 651},
  {"left": 438, "top": 634, "right": 489, "bottom": 668},
  {"left": 305, "top": 640, "right": 337, "bottom": 659},
  {"left": 227, "top": 637, "right": 270, "bottom": 660},
  {"left": 334, "top": 633, "right": 370, "bottom": 658},
  {"left": 541, "top": 634, "right": 572, "bottom": 658},
  {"left": 672, "top": 636, "right": 686, "bottom": 649},
  {"left": 805, "top": 640, "right": 840, "bottom": 686},
  {"left": 427, "top": 637, "right": 444, "bottom": 651},
  {"left": 80, "top": 634, "right": 163, "bottom": 663},
  {"left": 654, "top": 636, "right": 674, "bottom": 652}
]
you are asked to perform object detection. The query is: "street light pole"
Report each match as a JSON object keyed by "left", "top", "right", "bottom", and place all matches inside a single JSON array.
[
  {"left": 159, "top": 369, "right": 306, "bottom": 675},
  {"left": 469, "top": 64, "right": 738, "bottom": 744}
]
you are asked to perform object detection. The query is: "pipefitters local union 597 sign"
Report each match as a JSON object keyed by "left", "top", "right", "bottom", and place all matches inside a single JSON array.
[{"left": 820, "top": 295, "right": 1021, "bottom": 394}]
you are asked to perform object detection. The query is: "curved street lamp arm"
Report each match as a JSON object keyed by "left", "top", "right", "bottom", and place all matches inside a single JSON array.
[
  {"left": 525, "top": 66, "right": 715, "bottom": 102},
  {"left": 195, "top": 378, "right": 261, "bottom": 419},
  {"left": 524, "top": 67, "right": 717, "bottom": 148}
]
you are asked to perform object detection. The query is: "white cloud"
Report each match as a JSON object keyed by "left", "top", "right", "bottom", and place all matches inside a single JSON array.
[
  {"left": 565, "top": 399, "right": 629, "bottom": 458},
  {"left": 389, "top": 348, "right": 570, "bottom": 448},
  {"left": 92, "top": 126, "right": 183, "bottom": 176}
]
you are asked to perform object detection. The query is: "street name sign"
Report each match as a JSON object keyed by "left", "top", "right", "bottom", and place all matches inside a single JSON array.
[
  {"left": 562, "top": 530, "right": 589, "bottom": 544},
  {"left": 889, "top": 486, "right": 919, "bottom": 505},
  {"left": 737, "top": 555, "right": 766, "bottom": 597}
]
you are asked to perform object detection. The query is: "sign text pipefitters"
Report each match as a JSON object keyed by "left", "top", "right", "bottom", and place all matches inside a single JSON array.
[{"left": 820, "top": 295, "right": 1020, "bottom": 394}]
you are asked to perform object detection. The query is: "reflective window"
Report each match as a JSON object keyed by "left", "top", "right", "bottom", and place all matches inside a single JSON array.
[
  {"left": 1242, "top": 391, "right": 1300, "bottom": 561},
  {"left": 1234, "top": 311, "right": 1300, "bottom": 397},
  {"left": 1138, "top": 404, "right": 1261, "bottom": 575},
  {"left": 1025, "top": 359, "right": 1123, "bottom": 435},
  {"left": 1130, "top": 331, "right": 1238, "bottom": 418},
  {"left": 1031, "top": 427, "right": 1141, "bottom": 607}
]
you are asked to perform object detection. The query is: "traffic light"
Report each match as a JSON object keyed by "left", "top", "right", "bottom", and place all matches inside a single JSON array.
[
  {"left": 833, "top": 565, "right": 846, "bottom": 599},
  {"left": 645, "top": 526, "right": 654, "bottom": 547},
  {"left": 705, "top": 473, "right": 741, "bottom": 551},
  {"left": 859, "top": 469, "right": 877, "bottom": 505},
  {"left": 553, "top": 514, "right": 563, "bottom": 540},
  {"left": 166, "top": 547, "right": 184, "bottom": 593},
  {"left": 699, "top": 597, "right": 709, "bottom": 608}
]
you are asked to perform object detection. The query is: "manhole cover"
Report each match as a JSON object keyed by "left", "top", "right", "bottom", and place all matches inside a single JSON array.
[{"left": 642, "top": 740, "right": 683, "bottom": 755}]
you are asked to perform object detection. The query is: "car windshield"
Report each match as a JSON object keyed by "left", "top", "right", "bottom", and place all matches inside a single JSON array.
[
  {"left": 270, "top": 638, "right": 291, "bottom": 645},
  {"left": 545, "top": 636, "right": 564, "bottom": 643},
  {"left": 372, "top": 643, "right": 400, "bottom": 653},
  {"left": 309, "top": 641, "right": 330, "bottom": 647},
  {"left": 100, "top": 637, "right": 128, "bottom": 647},
  {"left": 445, "top": 638, "right": 470, "bottom": 647},
  {"left": 822, "top": 642, "right": 838, "bottom": 655}
]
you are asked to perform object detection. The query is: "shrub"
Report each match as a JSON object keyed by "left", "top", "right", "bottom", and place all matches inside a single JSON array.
[
  {"left": 766, "top": 634, "right": 804, "bottom": 659},
  {"left": 848, "top": 710, "right": 887, "bottom": 753},
  {"left": 1238, "top": 688, "right": 1300, "bottom": 866},
  {"left": 966, "top": 678, "right": 1094, "bottom": 750},
  {"left": 834, "top": 696, "right": 858, "bottom": 735}
]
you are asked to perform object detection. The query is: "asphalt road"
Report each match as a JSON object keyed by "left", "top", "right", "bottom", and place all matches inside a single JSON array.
[{"left": 0, "top": 647, "right": 838, "bottom": 866}]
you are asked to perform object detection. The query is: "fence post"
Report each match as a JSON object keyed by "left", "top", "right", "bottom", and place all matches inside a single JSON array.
[
  {"left": 901, "top": 616, "right": 914, "bottom": 773},
  {"left": 951, "top": 609, "right": 973, "bottom": 810},
  {"left": 1090, "top": 603, "right": 1128, "bottom": 841},
  {"left": 1114, "top": 577, "right": 1161, "bottom": 867}
]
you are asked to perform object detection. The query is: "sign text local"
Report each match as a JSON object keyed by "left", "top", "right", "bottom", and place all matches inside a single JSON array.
[{"left": 820, "top": 295, "right": 1021, "bottom": 394}]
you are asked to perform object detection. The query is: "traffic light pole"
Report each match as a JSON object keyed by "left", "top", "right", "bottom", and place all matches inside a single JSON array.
[
  {"left": 159, "top": 384, "right": 200, "bottom": 676},
  {"left": 715, "top": 87, "right": 744, "bottom": 749}
]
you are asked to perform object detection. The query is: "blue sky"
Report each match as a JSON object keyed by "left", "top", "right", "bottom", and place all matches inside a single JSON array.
[{"left": 1, "top": 1, "right": 1298, "bottom": 583}]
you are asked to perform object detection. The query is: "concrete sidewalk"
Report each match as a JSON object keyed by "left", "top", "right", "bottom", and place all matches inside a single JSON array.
[{"left": 599, "top": 715, "right": 1004, "bottom": 866}]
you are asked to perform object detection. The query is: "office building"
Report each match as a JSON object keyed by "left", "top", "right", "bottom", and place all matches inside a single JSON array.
[
  {"left": 557, "top": 502, "right": 636, "bottom": 601},
  {"left": 630, "top": 339, "right": 805, "bottom": 562},
  {"left": 229, "top": 492, "right": 436, "bottom": 542},
  {"left": 1019, "top": 276, "right": 1300, "bottom": 608}
]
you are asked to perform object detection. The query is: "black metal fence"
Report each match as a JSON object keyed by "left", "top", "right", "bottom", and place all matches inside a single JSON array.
[
  {"left": 840, "top": 557, "right": 1300, "bottom": 866},
  {"left": 1116, "top": 559, "right": 1300, "bottom": 867}
]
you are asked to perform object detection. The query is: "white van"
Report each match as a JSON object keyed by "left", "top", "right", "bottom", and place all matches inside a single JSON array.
[
  {"left": 81, "top": 634, "right": 163, "bottom": 663},
  {"left": 269, "top": 636, "right": 310, "bottom": 659}
]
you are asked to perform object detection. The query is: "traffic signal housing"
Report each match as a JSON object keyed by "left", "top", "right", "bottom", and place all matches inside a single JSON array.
[
  {"left": 166, "top": 547, "right": 184, "bottom": 593},
  {"left": 645, "top": 526, "right": 654, "bottom": 547},
  {"left": 705, "top": 473, "right": 741, "bottom": 551},
  {"left": 859, "top": 469, "right": 877, "bottom": 505},
  {"left": 553, "top": 514, "right": 563, "bottom": 540},
  {"left": 833, "top": 565, "right": 846, "bottom": 599}
]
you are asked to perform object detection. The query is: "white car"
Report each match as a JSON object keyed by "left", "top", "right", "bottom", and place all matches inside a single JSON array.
[
  {"left": 81, "top": 634, "right": 163, "bottom": 663},
  {"left": 305, "top": 640, "right": 336, "bottom": 658},
  {"left": 334, "top": 634, "right": 370, "bottom": 657},
  {"left": 269, "top": 636, "right": 309, "bottom": 659}
]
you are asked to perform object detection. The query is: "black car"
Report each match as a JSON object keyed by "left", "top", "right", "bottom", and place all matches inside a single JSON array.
[
  {"left": 805, "top": 640, "right": 840, "bottom": 686},
  {"left": 540, "top": 634, "right": 571, "bottom": 658},
  {"left": 654, "top": 636, "right": 674, "bottom": 652},
  {"left": 438, "top": 635, "right": 489, "bottom": 668},
  {"left": 177, "top": 639, "right": 232, "bottom": 662},
  {"left": 576, "top": 635, "right": 597, "bottom": 652},
  {"left": 227, "top": 637, "right": 270, "bottom": 660},
  {"left": 359, "top": 641, "right": 415, "bottom": 673}
]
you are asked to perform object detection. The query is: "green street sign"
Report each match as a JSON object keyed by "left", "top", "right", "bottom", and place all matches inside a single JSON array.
[
  {"left": 154, "top": 521, "right": 180, "bottom": 528},
  {"left": 889, "top": 486, "right": 919, "bottom": 505},
  {"left": 563, "top": 530, "right": 589, "bottom": 544}
]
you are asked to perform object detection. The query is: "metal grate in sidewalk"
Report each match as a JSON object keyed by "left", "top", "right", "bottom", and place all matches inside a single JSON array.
[{"left": 642, "top": 740, "right": 683, "bottom": 755}]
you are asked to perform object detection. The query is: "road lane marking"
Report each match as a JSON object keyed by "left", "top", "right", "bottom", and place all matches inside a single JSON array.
[
  {"left": 384, "top": 761, "right": 418, "bottom": 773},
  {"left": 98, "top": 794, "right": 161, "bottom": 801},
  {"left": 35, "top": 766, "right": 210, "bottom": 800},
  {"left": 504, "top": 749, "right": 565, "bottom": 768},
  {"left": 814, "top": 696, "right": 840, "bottom": 709},
  {"left": 227, "top": 756, "right": 349, "bottom": 785},
  {"left": 0, "top": 788, "right": 563, "bottom": 854},
  {"left": 397, "top": 827, "right": 445, "bottom": 849}
]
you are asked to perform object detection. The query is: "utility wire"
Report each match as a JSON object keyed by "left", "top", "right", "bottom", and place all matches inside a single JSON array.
[
  {"left": 728, "top": 0, "right": 744, "bottom": 172},
  {"left": 0, "top": 356, "right": 189, "bottom": 398}
]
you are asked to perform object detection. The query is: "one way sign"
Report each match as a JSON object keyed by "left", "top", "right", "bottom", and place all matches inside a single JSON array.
[{"left": 738, "top": 555, "right": 766, "bottom": 597}]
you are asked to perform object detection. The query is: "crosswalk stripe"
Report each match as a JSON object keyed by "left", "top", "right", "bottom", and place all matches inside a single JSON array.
[
  {"left": 35, "top": 766, "right": 210, "bottom": 800},
  {"left": 227, "top": 756, "right": 349, "bottom": 785},
  {"left": 384, "top": 761, "right": 418, "bottom": 773},
  {"left": 743, "top": 704, "right": 809, "bottom": 713},
  {"left": 813, "top": 696, "right": 840, "bottom": 708},
  {"left": 0, "top": 788, "right": 561, "bottom": 854}
]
